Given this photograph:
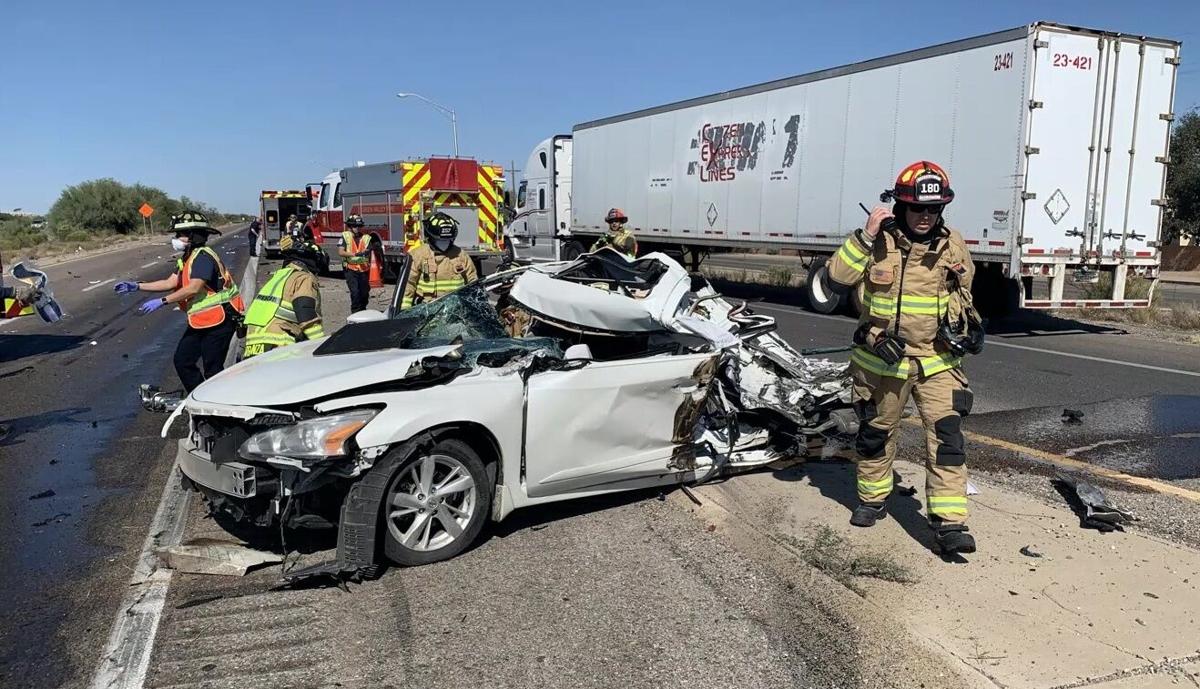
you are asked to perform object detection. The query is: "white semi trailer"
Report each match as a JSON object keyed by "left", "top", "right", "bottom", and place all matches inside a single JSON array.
[{"left": 505, "top": 22, "right": 1181, "bottom": 314}]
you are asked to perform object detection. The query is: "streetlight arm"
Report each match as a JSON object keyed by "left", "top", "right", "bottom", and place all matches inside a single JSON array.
[{"left": 397, "top": 92, "right": 454, "bottom": 120}]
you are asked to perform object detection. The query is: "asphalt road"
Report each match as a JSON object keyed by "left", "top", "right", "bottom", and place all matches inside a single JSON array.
[
  {"left": 705, "top": 252, "right": 1200, "bottom": 307},
  {"left": 3, "top": 242, "right": 1198, "bottom": 688},
  {"left": 0, "top": 228, "right": 252, "bottom": 688}
]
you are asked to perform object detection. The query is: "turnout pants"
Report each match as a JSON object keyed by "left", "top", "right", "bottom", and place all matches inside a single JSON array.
[
  {"left": 851, "top": 362, "right": 973, "bottom": 525},
  {"left": 345, "top": 270, "right": 370, "bottom": 313},
  {"left": 174, "top": 319, "right": 236, "bottom": 392}
]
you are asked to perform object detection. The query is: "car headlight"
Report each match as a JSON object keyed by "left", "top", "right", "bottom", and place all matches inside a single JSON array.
[{"left": 240, "top": 409, "right": 378, "bottom": 460}]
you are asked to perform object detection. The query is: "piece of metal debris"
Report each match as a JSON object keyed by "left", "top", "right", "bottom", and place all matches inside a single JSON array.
[
  {"left": 679, "top": 485, "right": 703, "bottom": 506},
  {"left": 966, "top": 481, "right": 980, "bottom": 496},
  {"left": 1019, "top": 545, "right": 1043, "bottom": 558},
  {"left": 1062, "top": 408, "right": 1084, "bottom": 424},
  {"left": 28, "top": 489, "right": 56, "bottom": 500},
  {"left": 32, "top": 512, "right": 71, "bottom": 527},
  {"left": 156, "top": 538, "right": 282, "bottom": 576},
  {"left": 1054, "top": 472, "right": 1134, "bottom": 532}
]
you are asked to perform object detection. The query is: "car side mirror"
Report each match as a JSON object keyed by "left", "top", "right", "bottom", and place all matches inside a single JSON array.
[
  {"left": 564, "top": 344, "right": 593, "bottom": 362},
  {"left": 347, "top": 309, "right": 387, "bottom": 324}
]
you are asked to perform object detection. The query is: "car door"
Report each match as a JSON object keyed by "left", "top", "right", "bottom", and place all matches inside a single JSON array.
[{"left": 522, "top": 352, "right": 717, "bottom": 498}]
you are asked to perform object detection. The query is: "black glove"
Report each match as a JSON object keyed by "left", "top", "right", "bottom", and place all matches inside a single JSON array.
[
  {"left": 873, "top": 332, "right": 907, "bottom": 365},
  {"left": 964, "top": 317, "right": 986, "bottom": 355}
]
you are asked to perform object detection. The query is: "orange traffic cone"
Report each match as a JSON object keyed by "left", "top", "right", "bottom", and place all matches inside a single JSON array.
[{"left": 368, "top": 250, "right": 384, "bottom": 289}]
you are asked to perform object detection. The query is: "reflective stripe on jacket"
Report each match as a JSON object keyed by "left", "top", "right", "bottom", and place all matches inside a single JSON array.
[
  {"left": 401, "top": 244, "right": 477, "bottom": 309},
  {"left": 342, "top": 232, "right": 370, "bottom": 271},
  {"left": 177, "top": 246, "right": 244, "bottom": 329},
  {"left": 243, "top": 263, "right": 324, "bottom": 357},
  {"left": 827, "top": 223, "right": 975, "bottom": 375}
]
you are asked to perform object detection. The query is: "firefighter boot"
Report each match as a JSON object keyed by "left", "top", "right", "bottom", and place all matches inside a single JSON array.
[
  {"left": 934, "top": 524, "right": 976, "bottom": 554},
  {"left": 850, "top": 502, "right": 888, "bottom": 528}
]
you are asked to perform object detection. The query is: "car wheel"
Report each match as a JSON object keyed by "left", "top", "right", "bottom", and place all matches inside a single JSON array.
[
  {"left": 806, "top": 256, "right": 843, "bottom": 314},
  {"left": 382, "top": 438, "right": 491, "bottom": 566}
]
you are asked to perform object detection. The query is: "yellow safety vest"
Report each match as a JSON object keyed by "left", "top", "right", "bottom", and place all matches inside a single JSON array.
[{"left": 242, "top": 265, "right": 324, "bottom": 357}]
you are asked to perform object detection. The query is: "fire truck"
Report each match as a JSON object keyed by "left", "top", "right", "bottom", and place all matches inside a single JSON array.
[
  {"left": 258, "top": 190, "right": 311, "bottom": 256},
  {"left": 307, "top": 171, "right": 342, "bottom": 246},
  {"left": 314, "top": 158, "right": 506, "bottom": 275}
]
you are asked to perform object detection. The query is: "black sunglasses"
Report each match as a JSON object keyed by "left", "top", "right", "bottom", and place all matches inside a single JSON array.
[{"left": 909, "top": 203, "right": 944, "bottom": 214}]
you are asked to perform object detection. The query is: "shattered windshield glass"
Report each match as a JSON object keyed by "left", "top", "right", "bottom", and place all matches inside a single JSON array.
[{"left": 317, "top": 283, "right": 562, "bottom": 367}]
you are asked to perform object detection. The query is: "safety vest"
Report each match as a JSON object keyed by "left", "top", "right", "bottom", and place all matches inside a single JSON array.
[
  {"left": 242, "top": 265, "right": 324, "bottom": 357},
  {"left": 591, "top": 227, "right": 638, "bottom": 257},
  {"left": 342, "top": 232, "right": 370, "bottom": 271},
  {"left": 850, "top": 346, "right": 961, "bottom": 380},
  {"left": 177, "top": 246, "right": 244, "bottom": 329}
]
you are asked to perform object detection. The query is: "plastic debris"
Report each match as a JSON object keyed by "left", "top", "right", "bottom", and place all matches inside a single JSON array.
[
  {"left": 1054, "top": 472, "right": 1134, "bottom": 532},
  {"left": 28, "top": 489, "right": 56, "bottom": 500},
  {"left": 1062, "top": 408, "right": 1084, "bottom": 424},
  {"left": 966, "top": 480, "right": 980, "bottom": 496},
  {"left": 1019, "top": 545, "right": 1043, "bottom": 558},
  {"left": 156, "top": 538, "right": 282, "bottom": 576}
]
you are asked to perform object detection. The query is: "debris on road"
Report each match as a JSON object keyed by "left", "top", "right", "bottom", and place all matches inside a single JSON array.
[
  {"left": 32, "top": 512, "right": 71, "bottom": 527},
  {"left": 967, "top": 480, "right": 980, "bottom": 496},
  {"left": 28, "top": 489, "right": 56, "bottom": 500},
  {"left": 1054, "top": 472, "right": 1134, "bottom": 532},
  {"left": 1019, "top": 545, "right": 1043, "bottom": 558},
  {"left": 139, "top": 384, "right": 182, "bottom": 413},
  {"left": 1062, "top": 408, "right": 1084, "bottom": 424},
  {"left": 156, "top": 538, "right": 282, "bottom": 576}
]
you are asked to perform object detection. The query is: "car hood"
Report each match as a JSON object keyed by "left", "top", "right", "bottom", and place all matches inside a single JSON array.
[{"left": 190, "top": 340, "right": 462, "bottom": 407}]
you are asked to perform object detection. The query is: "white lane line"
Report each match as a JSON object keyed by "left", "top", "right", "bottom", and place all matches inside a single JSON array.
[
  {"left": 91, "top": 249, "right": 257, "bottom": 689},
  {"left": 751, "top": 302, "right": 1200, "bottom": 378},
  {"left": 81, "top": 278, "right": 115, "bottom": 293},
  {"left": 985, "top": 339, "right": 1200, "bottom": 378},
  {"left": 140, "top": 261, "right": 159, "bottom": 269}
]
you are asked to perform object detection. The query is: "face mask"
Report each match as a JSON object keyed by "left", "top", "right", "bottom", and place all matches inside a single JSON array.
[
  {"left": 433, "top": 238, "right": 453, "bottom": 253},
  {"left": 171, "top": 238, "right": 189, "bottom": 252}
]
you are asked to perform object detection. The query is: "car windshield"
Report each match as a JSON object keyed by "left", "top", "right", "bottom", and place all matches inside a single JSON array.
[{"left": 316, "top": 282, "right": 562, "bottom": 367}]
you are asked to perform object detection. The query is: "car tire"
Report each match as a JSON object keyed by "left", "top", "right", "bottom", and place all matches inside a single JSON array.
[
  {"left": 560, "top": 240, "right": 585, "bottom": 261},
  {"left": 806, "top": 257, "right": 843, "bottom": 314},
  {"left": 381, "top": 438, "right": 492, "bottom": 566}
]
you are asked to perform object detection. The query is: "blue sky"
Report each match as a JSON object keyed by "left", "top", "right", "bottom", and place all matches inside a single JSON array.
[{"left": 2, "top": 0, "right": 1197, "bottom": 214}]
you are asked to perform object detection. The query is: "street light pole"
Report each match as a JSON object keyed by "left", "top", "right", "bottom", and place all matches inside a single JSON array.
[{"left": 396, "top": 92, "right": 459, "bottom": 157}]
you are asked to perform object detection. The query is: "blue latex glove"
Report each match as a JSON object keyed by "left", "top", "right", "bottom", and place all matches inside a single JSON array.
[
  {"left": 138, "top": 297, "right": 167, "bottom": 315},
  {"left": 114, "top": 281, "right": 139, "bottom": 294}
]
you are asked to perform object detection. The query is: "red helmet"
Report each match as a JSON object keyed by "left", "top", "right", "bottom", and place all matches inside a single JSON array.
[
  {"left": 605, "top": 208, "right": 628, "bottom": 224},
  {"left": 891, "top": 161, "right": 954, "bottom": 205}
]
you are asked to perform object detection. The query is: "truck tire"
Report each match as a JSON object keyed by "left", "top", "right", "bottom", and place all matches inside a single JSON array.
[
  {"left": 561, "top": 240, "right": 585, "bottom": 261},
  {"left": 847, "top": 281, "right": 865, "bottom": 318},
  {"left": 806, "top": 257, "right": 843, "bottom": 314}
]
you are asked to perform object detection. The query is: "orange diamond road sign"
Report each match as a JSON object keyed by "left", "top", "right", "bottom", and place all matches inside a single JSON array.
[{"left": 139, "top": 203, "right": 154, "bottom": 218}]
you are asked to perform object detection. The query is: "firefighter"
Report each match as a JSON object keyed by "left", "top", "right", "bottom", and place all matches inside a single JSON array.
[
  {"left": 114, "top": 212, "right": 246, "bottom": 393},
  {"left": 591, "top": 208, "right": 638, "bottom": 257},
  {"left": 338, "top": 214, "right": 373, "bottom": 313},
  {"left": 401, "top": 212, "right": 477, "bottom": 309},
  {"left": 826, "top": 161, "right": 984, "bottom": 555},
  {"left": 242, "top": 235, "right": 326, "bottom": 358},
  {"left": 285, "top": 214, "right": 303, "bottom": 240}
]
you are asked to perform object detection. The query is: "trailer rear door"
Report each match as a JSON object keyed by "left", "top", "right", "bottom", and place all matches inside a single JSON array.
[{"left": 1024, "top": 26, "right": 1178, "bottom": 260}]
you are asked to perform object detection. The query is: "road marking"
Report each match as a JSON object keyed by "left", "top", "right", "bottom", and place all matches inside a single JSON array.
[
  {"left": 951, "top": 423, "right": 1200, "bottom": 504},
  {"left": 751, "top": 302, "right": 1200, "bottom": 378},
  {"left": 91, "top": 247, "right": 255, "bottom": 689},
  {"left": 140, "top": 261, "right": 159, "bottom": 269},
  {"left": 985, "top": 340, "right": 1200, "bottom": 378},
  {"left": 81, "top": 278, "right": 115, "bottom": 292}
]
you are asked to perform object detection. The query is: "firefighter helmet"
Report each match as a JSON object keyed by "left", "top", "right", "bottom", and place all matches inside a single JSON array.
[
  {"left": 280, "top": 236, "right": 324, "bottom": 273},
  {"left": 345, "top": 214, "right": 365, "bottom": 228},
  {"left": 890, "top": 161, "right": 954, "bottom": 205},
  {"left": 423, "top": 212, "right": 459, "bottom": 250},
  {"left": 605, "top": 208, "right": 628, "bottom": 224},
  {"left": 171, "top": 211, "right": 215, "bottom": 234}
]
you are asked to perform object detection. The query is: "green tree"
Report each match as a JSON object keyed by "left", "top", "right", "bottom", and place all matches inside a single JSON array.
[
  {"left": 1166, "top": 108, "right": 1200, "bottom": 243},
  {"left": 48, "top": 178, "right": 140, "bottom": 237}
]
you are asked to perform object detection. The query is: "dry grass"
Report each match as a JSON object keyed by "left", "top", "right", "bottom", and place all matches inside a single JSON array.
[
  {"left": 764, "top": 265, "right": 796, "bottom": 287},
  {"left": 1068, "top": 273, "right": 1200, "bottom": 332},
  {"left": 778, "top": 523, "right": 917, "bottom": 594}
]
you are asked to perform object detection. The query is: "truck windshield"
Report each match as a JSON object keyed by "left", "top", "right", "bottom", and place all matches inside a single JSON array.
[{"left": 320, "top": 183, "right": 330, "bottom": 210}]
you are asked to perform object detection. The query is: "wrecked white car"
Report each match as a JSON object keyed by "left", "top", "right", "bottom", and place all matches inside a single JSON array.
[{"left": 166, "top": 249, "right": 853, "bottom": 575}]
